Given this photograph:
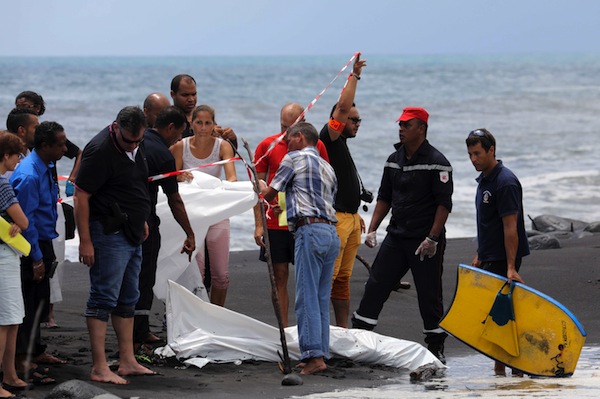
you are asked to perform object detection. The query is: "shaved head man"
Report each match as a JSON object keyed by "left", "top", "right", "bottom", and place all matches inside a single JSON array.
[{"left": 143, "top": 93, "right": 171, "bottom": 128}]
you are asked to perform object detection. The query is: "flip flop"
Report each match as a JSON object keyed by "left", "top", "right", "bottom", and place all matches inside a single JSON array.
[{"left": 2, "top": 382, "right": 33, "bottom": 392}]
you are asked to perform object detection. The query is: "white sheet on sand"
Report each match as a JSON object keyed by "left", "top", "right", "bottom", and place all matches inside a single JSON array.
[
  {"left": 153, "top": 172, "right": 257, "bottom": 301},
  {"left": 163, "top": 280, "right": 447, "bottom": 372}
]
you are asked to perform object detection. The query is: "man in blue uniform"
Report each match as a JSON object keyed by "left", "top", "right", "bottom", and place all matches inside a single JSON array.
[
  {"left": 352, "top": 107, "right": 453, "bottom": 364},
  {"left": 466, "top": 127, "right": 529, "bottom": 376}
]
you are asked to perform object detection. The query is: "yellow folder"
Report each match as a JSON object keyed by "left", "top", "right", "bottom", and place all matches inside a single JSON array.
[
  {"left": 0, "top": 216, "right": 31, "bottom": 256},
  {"left": 277, "top": 192, "right": 287, "bottom": 227}
]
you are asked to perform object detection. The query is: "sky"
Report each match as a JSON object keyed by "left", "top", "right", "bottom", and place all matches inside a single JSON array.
[{"left": 1, "top": 0, "right": 600, "bottom": 57}]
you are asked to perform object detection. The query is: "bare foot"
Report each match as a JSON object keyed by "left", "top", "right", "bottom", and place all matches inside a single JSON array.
[
  {"left": 118, "top": 362, "right": 157, "bottom": 377},
  {"left": 90, "top": 368, "right": 129, "bottom": 385},
  {"left": 0, "top": 387, "right": 16, "bottom": 398},
  {"left": 299, "top": 358, "right": 327, "bottom": 375},
  {"left": 2, "top": 376, "right": 30, "bottom": 389},
  {"left": 295, "top": 362, "right": 306, "bottom": 369}
]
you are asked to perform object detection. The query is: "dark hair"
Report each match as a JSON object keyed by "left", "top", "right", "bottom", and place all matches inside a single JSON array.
[
  {"left": 170, "top": 74, "right": 196, "bottom": 93},
  {"left": 6, "top": 107, "right": 38, "bottom": 133},
  {"left": 466, "top": 128, "right": 496, "bottom": 152},
  {"left": 15, "top": 90, "right": 46, "bottom": 116},
  {"left": 192, "top": 104, "right": 216, "bottom": 123},
  {"left": 288, "top": 122, "right": 318, "bottom": 145},
  {"left": 116, "top": 106, "right": 146, "bottom": 134},
  {"left": 0, "top": 131, "right": 26, "bottom": 156},
  {"left": 34, "top": 121, "right": 64, "bottom": 149},
  {"left": 329, "top": 102, "right": 356, "bottom": 118},
  {"left": 154, "top": 106, "right": 186, "bottom": 130}
]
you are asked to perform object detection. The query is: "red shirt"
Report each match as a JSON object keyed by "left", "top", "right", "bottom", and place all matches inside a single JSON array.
[{"left": 254, "top": 133, "right": 329, "bottom": 230}]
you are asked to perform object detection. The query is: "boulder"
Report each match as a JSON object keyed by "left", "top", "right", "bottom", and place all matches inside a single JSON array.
[
  {"left": 584, "top": 222, "right": 600, "bottom": 233},
  {"left": 530, "top": 215, "right": 588, "bottom": 233},
  {"left": 528, "top": 234, "right": 561, "bottom": 250},
  {"left": 45, "top": 379, "right": 122, "bottom": 399}
]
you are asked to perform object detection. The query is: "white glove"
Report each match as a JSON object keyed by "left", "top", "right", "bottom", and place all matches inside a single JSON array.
[
  {"left": 365, "top": 231, "right": 378, "bottom": 248},
  {"left": 415, "top": 237, "right": 438, "bottom": 261}
]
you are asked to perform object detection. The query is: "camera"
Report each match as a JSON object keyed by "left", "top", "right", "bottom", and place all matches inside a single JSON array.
[{"left": 360, "top": 188, "right": 374, "bottom": 203}]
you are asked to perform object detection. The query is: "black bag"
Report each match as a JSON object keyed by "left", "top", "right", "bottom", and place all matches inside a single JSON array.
[{"left": 61, "top": 202, "right": 76, "bottom": 240}]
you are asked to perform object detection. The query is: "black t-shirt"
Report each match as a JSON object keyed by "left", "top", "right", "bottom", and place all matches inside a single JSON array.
[
  {"left": 319, "top": 124, "right": 361, "bottom": 213},
  {"left": 76, "top": 126, "right": 151, "bottom": 245},
  {"left": 143, "top": 128, "right": 179, "bottom": 226}
]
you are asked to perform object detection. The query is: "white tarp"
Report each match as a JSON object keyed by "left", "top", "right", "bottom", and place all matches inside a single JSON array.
[
  {"left": 165, "top": 280, "right": 447, "bottom": 371},
  {"left": 153, "top": 171, "right": 257, "bottom": 300}
]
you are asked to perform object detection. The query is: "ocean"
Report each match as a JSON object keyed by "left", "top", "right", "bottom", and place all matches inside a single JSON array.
[{"left": 2, "top": 54, "right": 600, "bottom": 251}]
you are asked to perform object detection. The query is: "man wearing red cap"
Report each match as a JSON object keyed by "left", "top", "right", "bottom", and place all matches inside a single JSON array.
[{"left": 352, "top": 107, "right": 453, "bottom": 364}]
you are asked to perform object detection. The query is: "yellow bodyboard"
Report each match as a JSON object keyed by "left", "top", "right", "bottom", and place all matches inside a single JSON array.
[
  {"left": 0, "top": 216, "right": 31, "bottom": 256},
  {"left": 440, "top": 264, "right": 586, "bottom": 377}
]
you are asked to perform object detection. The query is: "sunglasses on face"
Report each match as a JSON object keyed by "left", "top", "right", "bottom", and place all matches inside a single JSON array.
[{"left": 348, "top": 117, "right": 362, "bottom": 124}]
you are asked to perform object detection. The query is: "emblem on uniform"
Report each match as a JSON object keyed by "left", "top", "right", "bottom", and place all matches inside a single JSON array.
[
  {"left": 483, "top": 190, "right": 492, "bottom": 204},
  {"left": 439, "top": 171, "right": 449, "bottom": 183}
]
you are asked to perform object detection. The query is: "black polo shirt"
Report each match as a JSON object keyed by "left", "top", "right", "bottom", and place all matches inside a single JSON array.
[
  {"left": 319, "top": 124, "right": 360, "bottom": 213},
  {"left": 143, "top": 128, "right": 179, "bottom": 226},
  {"left": 379, "top": 140, "right": 453, "bottom": 238},
  {"left": 76, "top": 126, "right": 151, "bottom": 245},
  {"left": 475, "top": 160, "right": 530, "bottom": 262}
]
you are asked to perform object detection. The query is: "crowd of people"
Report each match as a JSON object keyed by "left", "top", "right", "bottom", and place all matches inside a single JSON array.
[{"left": 0, "top": 52, "right": 530, "bottom": 394}]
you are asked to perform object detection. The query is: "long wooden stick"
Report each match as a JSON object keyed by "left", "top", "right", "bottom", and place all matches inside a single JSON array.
[{"left": 232, "top": 138, "right": 292, "bottom": 374}]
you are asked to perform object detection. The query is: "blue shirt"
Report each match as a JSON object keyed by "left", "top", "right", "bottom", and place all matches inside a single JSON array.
[
  {"left": 475, "top": 160, "right": 530, "bottom": 262},
  {"left": 10, "top": 150, "right": 59, "bottom": 261},
  {"left": 270, "top": 146, "right": 337, "bottom": 231}
]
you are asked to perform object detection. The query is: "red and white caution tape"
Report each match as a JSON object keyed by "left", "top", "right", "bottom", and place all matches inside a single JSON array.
[
  {"left": 253, "top": 52, "right": 359, "bottom": 168},
  {"left": 147, "top": 156, "right": 241, "bottom": 182}
]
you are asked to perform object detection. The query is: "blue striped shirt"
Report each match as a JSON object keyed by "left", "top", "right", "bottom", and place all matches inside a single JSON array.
[{"left": 270, "top": 146, "right": 337, "bottom": 231}]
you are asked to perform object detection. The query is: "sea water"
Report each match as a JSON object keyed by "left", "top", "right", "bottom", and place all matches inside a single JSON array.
[
  {"left": 1, "top": 54, "right": 599, "bottom": 250},
  {"left": 289, "top": 345, "right": 600, "bottom": 399}
]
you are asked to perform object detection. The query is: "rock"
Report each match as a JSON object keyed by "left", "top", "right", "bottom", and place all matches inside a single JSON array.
[
  {"left": 528, "top": 234, "right": 561, "bottom": 250},
  {"left": 584, "top": 222, "right": 600, "bottom": 233},
  {"left": 530, "top": 215, "right": 588, "bottom": 233},
  {"left": 45, "top": 379, "right": 122, "bottom": 399}
]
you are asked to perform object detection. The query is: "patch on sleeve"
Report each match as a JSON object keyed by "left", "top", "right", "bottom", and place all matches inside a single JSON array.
[{"left": 439, "top": 171, "right": 450, "bottom": 183}]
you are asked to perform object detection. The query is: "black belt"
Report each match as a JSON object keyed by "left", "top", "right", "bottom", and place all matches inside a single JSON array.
[{"left": 295, "top": 217, "right": 334, "bottom": 229}]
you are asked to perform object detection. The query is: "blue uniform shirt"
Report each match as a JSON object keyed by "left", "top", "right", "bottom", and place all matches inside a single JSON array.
[
  {"left": 475, "top": 160, "right": 530, "bottom": 262},
  {"left": 10, "top": 150, "right": 59, "bottom": 261}
]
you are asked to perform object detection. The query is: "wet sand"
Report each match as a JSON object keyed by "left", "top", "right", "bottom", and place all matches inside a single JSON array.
[{"left": 22, "top": 234, "right": 600, "bottom": 398}]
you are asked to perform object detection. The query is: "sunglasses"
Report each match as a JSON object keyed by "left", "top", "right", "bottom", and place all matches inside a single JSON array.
[
  {"left": 117, "top": 125, "right": 144, "bottom": 144},
  {"left": 348, "top": 117, "right": 362, "bottom": 124},
  {"left": 469, "top": 129, "right": 486, "bottom": 138}
]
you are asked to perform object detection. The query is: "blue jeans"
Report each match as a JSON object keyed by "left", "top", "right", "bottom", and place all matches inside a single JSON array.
[
  {"left": 294, "top": 223, "right": 339, "bottom": 360},
  {"left": 85, "top": 221, "right": 142, "bottom": 322}
]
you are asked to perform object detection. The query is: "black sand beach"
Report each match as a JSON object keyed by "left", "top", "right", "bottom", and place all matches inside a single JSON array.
[{"left": 21, "top": 234, "right": 600, "bottom": 399}]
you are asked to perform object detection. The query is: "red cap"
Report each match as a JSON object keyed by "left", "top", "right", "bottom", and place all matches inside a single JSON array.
[{"left": 396, "top": 107, "right": 429, "bottom": 124}]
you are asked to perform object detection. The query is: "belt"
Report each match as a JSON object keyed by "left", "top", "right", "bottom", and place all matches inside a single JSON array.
[{"left": 295, "top": 217, "right": 334, "bottom": 229}]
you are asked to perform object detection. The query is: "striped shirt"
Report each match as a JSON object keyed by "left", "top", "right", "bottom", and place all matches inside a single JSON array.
[{"left": 270, "top": 146, "right": 337, "bottom": 231}]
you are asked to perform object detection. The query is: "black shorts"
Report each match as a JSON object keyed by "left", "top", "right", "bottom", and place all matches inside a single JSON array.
[{"left": 259, "top": 229, "right": 295, "bottom": 265}]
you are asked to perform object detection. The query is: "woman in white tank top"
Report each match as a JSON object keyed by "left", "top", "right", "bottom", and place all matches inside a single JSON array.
[{"left": 170, "top": 105, "right": 236, "bottom": 306}]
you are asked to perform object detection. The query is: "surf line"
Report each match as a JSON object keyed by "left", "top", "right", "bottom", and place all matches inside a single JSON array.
[{"left": 253, "top": 52, "right": 359, "bottom": 169}]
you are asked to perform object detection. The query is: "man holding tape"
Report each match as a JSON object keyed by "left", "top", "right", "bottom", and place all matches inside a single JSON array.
[{"left": 319, "top": 54, "right": 367, "bottom": 328}]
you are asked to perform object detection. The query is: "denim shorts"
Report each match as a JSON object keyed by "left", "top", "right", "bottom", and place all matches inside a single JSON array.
[{"left": 85, "top": 221, "right": 142, "bottom": 321}]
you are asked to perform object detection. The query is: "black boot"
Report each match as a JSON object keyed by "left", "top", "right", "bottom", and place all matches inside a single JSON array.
[{"left": 427, "top": 343, "right": 446, "bottom": 365}]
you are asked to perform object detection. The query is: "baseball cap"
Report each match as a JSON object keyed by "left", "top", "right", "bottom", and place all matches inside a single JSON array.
[{"left": 396, "top": 107, "right": 429, "bottom": 124}]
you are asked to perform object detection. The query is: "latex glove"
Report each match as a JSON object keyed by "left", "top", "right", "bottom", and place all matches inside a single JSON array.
[
  {"left": 415, "top": 237, "right": 438, "bottom": 261},
  {"left": 365, "top": 231, "right": 378, "bottom": 248},
  {"left": 66, "top": 180, "right": 75, "bottom": 197}
]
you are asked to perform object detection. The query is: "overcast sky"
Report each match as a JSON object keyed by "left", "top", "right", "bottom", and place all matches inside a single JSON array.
[{"left": 2, "top": 0, "right": 599, "bottom": 57}]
